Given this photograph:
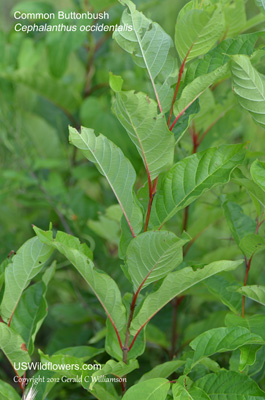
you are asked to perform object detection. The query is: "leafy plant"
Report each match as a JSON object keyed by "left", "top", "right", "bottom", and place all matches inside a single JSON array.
[{"left": 1, "top": 0, "right": 265, "bottom": 399}]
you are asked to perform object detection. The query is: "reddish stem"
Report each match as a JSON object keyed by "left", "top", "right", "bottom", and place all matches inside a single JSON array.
[
  {"left": 242, "top": 256, "right": 252, "bottom": 318},
  {"left": 144, "top": 177, "right": 158, "bottom": 232}
]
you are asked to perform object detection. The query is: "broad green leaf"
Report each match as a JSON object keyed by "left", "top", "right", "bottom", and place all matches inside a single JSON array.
[
  {"left": 239, "top": 344, "right": 261, "bottom": 371},
  {"left": 114, "top": 0, "right": 175, "bottom": 111},
  {"left": 204, "top": 275, "right": 242, "bottom": 314},
  {"left": 11, "top": 282, "right": 48, "bottom": 355},
  {"left": 0, "top": 70, "right": 81, "bottom": 113},
  {"left": 251, "top": 160, "right": 265, "bottom": 192},
  {"left": 190, "top": 326, "right": 264, "bottom": 364},
  {"left": 0, "top": 380, "right": 20, "bottom": 400},
  {"left": 69, "top": 126, "right": 143, "bottom": 237},
  {"left": 139, "top": 360, "right": 185, "bottom": 382},
  {"left": 0, "top": 323, "right": 31, "bottom": 376},
  {"left": 225, "top": 314, "right": 265, "bottom": 341},
  {"left": 238, "top": 285, "right": 265, "bottom": 306},
  {"left": 173, "top": 65, "right": 229, "bottom": 122},
  {"left": 131, "top": 260, "right": 242, "bottom": 335},
  {"left": 239, "top": 234, "right": 265, "bottom": 258},
  {"left": 0, "top": 237, "right": 52, "bottom": 322},
  {"left": 175, "top": 5, "right": 225, "bottom": 62},
  {"left": 185, "top": 33, "right": 261, "bottom": 82},
  {"left": 195, "top": 370, "right": 265, "bottom": 399},
  {"left": 113, "top": 91, "right": 174, "bottom": 180},
  {"left": 222, "top": 200, "right": 256, "bottom": 248},
  {"left": 122, "top": 378, "right": 170, "bottom": 400},
  {"left": 173, "top": 382, "right": 210, "bottom": 400},
  {"left": 126, "top": 231, "right": 189, "bottom": 292},
  {"left": 34, "top": 228, "right": 127, "bottom": 332},
  {"left": 150, "top": 144, "right": 245, "bottom": 228},
  {"left": 231, "top": 55, "right": 265, "bottom": 129},
  {"left": 90, "top": 359, "right": 138, "bottom": 390}
]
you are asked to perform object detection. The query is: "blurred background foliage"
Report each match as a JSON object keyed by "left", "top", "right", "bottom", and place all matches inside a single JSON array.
[{"left": 0, "top": 0, "right": 265, "bottom": 398}]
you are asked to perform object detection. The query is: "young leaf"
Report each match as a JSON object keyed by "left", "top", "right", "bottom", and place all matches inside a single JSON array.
[
  {"left": 34, "top": 228, "right": 127, "bottom": 333},
  {"left": 238, "top": 285, "right": 265, "bottom": 306},
  {"left": 0, "top": 237, "right": 53, "bottom": 322},
  {"left": 251, "top": 160, "right": 265, "bottom": 192},
  {"left": 231, "top": 55, "right": 265, "bottom": 129},
  {"left": 150, "top": 144, "right": 245, "bottom": 228},
  {"left": 10, "top": 282, "right": 48, "bottom": 355},
  {"left": 122, "top": 378, "right": 170, "bottom": 400},
  {"left": 195, "top": 370, "right": 265, "bottom": 399},
  {"left": 175, "top": 4, "right": 225, "bottom": 63},
  {"left": 90, "top": 359, "right": 138, "bottom": 390},
  {"left": 0, "top": 323, "right": 31, "bottom": 376},
  {"left": 173, "top": 382, "right": 210, "bottom": 400},
  {"left": 131, "top": 260, "right": 242, "bottom": 335},
  {"left": 126, "top": 231, "right": 189, "bottom": 292},
  {"left": 69, "top": 126, "right": 143, "bottom": 238},
  {"left": 190, "top": 326, "right": 265, "bottom": 363},
  {"left": 113, "top": 91, "right": 174, "bottom": 180},
  {"left": 0, "top": 380, "right": 21, "bottom": 400}
]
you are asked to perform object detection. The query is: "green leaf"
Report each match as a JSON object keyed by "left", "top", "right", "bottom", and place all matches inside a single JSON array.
[
  {"left": 173, "top": 65, "right": 229, "bottom": 122},
  {"left": 131, "top": 260, "right": 242, "bottom": 335},
  {"left": 190, "top": 326, "right": 265, "bottom": 364},
  {"left": 139, "top": 360, "right": 185, "bottom": 382},
  {"left": 204, "top": 275, "right": 242, "bottom": 314},
  {"left": 173, "top": 382, "right": 211, "bottom": 400},
  {"left": 231, "top": 55, "right": 265, "bottom": 129},
  {"left": 122, "top": 378, "right": 170, "bottom": 400},
  {"left": 69, "top": 126, "right": 143, "bottom": 237},
  {"left": 239, "top": 234, "right": 265, "bottom": 258},
  {"left": 0, "top": 237, "right": 53, "bottom": 322},
  {"left": 239, "top": 344, "right": 261, "bottom": 371},
  {"left": 0, "top": 323, "right": 31, "bottom": 376},
  {"left": 90, "top": 359, "right": 138, "bottom": 390},
  {"left": 225, "top": 313, "right": 265, "bottom": 341},
  {"left": 0, "top": 380, "right": 20, "bottom": 400},
  {"left": 175, "top": 5, "right": 225, "bottom": 62},
  {"left": 222, "top": 200, "right": 256, "bottom": 247},
  {"left": 109, "top": 72, "right": 123, "bottom": 92},
  {"left": 54, "top": 346, "right": 104, "bottom": 362},
  {"left": 232, "top": 169, "right": 265, "bottom": 212},
  {"left": 34, "top": 228, "right": 127, "bottom": 332},
  {"left": 126, "top": 231, "right": 189, "bottom": 292},
  {"left": 238, "top": 285, "right": 265, "bottom": 306},
  {"left": 114, "top": 0, "right": 175, "bottom": 111},
  {"left": 223, "top": 0, "right": 246, "bottom": 37},
  {"left": 10, "top": 282, "right": 48, "bottom": 355},
  {"left": 256, "top": 0, "right": 265, "bottom": 12},
  {"left": 185, "top": 33, "right": 261, "bottom": 82},
  {"left": 251, "top": 160, "right": 265, "bottom": 192},
  {"left": 195, "top": 370, "right": 265, "bottom": 399},
  {"left": 150, "top": 144, "right": 245, "bottom": 228},
  {"left": 113, "top": 91, "right": 174, "bottom": 180}
]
